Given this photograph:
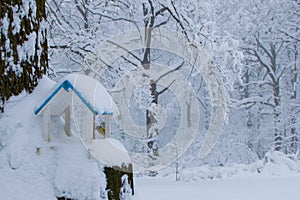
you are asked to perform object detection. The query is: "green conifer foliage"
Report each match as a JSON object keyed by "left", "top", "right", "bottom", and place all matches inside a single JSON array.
[{"left": 0, "top": 0, "right": 48, "bottom": 112}]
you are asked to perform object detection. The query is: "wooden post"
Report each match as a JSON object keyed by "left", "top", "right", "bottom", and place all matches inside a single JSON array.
[
  {"left": 104, "top": 113, "right": 112, "bottom": 138},
  {"left": 92, "top": 115, "right": 95, "bottom": 139},
  {"left": 85, "top": 109, "right": 94, "bottom": 144},
  {"left": 43, "top": 105, "right": 51, "bottom": 142},
  {"left": 104, "top": 163, "right": 134, "bottom": 200},
  {"left": 64, "top": 106, "right": 72, "bottom": 137}
]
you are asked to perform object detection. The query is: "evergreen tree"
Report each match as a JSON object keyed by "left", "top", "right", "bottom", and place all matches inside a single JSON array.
[{"left": 0, "top": 0, "right": 48, "bottom": 112}]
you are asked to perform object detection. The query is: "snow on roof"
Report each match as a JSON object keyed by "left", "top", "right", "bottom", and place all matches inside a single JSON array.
[
  {"left": 88, "top": 138, "right": 132, "bottom": 166},
  {"left": 33, "top": 75, "right": 56, "bottom": 104},
  {"left": 34, "top": 74, "right": 118, "bottom": 116}
]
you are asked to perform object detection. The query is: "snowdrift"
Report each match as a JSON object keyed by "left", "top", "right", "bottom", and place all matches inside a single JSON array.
[
  {"left": 173, "top": 151, "right": 300, "bottom": 181},
  {"left": 0, "top": 75, "right": 118, "bottom": 200},
  {"left": 1, "top": 75, "right": 300, "bottom": 199}
]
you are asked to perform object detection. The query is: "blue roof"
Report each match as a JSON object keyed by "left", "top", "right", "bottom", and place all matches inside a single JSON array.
[{"left": 34, "top": 80, "right": 100, "bottom": 115}]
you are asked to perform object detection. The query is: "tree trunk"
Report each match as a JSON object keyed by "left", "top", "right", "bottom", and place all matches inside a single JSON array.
[
  {"left": 273, "top": 81, "right": 281, "bottom": 151},
  {"left": 104, "top": 164, "right": 134, "bottom": 200},
  {"left": 146, "top": 80, "right": 159, "bottom": 156},
  {"left": 290, "top": 45, "right": 298, "bottom": 153}
]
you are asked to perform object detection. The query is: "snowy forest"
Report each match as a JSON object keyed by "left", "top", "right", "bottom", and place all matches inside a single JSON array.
[
  {"left": 47, "top": 0, "right": 300, "bottom": 163},
  {"left": 1, "top": 0, "right": 300, "bottom": 200}
]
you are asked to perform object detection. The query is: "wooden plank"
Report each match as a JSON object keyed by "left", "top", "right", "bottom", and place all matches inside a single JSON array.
[
  {"left": 64, "top": 106, "right": 71, "bottom": 137},
  {"left": 85, "top": 110, "right": 94, "bottom": 144},
  {"left": 104, "top": 114, "right": 111, "bottom": 138},
  {"left": 43, "top": 105, "right": 51, "bottom": 142}
]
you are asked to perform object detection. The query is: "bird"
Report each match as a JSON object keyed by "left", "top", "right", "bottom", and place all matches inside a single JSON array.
[{"left": 96, "top": 122, "right": 106, "bottom": 137}]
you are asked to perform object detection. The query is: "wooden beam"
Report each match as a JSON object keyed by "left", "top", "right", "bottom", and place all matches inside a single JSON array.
[
  {"left": 64, "top": 106, "right": 72, "bottom": 137},
  {"left": 92, "top": 114, "right": 96, "bottom": 139},
  {"left": 43, "top": 105, "right": 51, "bottom": 142},
  {"left": 104, "top": 114, "right": 111, "bottom": 138},
  {"left": 85, "top": 109, "right": 94, "bottom": 144}
]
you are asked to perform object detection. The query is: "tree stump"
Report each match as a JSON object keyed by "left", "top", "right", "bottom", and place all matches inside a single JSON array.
[{"left": 104, "top": 163, "right": 134, "bottom": 200}]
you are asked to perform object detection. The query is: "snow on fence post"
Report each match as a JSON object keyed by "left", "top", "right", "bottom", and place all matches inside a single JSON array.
[
  {"left": 104, "top": 164, "right": 134, "bottom": 200},
  {"left": 89, "top": 139, "right": 134, "bottom": 200}
]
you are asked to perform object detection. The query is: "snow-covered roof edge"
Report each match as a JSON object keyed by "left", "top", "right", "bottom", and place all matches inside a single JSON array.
[{"left": 34, "top": 80, "right": 100, "bottom": 115}]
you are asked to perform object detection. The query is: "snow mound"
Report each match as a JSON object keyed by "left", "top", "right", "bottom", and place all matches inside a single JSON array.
[
  {"left": 249, "top": 151, "right": 300, "bottom": 176},
  {"left": 54, "top": 144, "right": 106, "bottom": 200},
  {"left": 89, "top": 138, "right": 132, "bottom": 167},
  {"left": 0, "top": 76, "right": 110, "bottom": 200},
  {"left": 170, "top": 151, "right": 300, "bottom": 181}
]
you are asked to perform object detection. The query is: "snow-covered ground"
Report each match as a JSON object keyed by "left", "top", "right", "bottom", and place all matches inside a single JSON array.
[
  {"left": 134, "top": 176, "right": 300, "bottom": 200},
  {"left": 1, "top": 76, "right": 300, "bottom": 200},
  {"left": 133, "top": 151, "right": 300, "bottom": 200}
]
